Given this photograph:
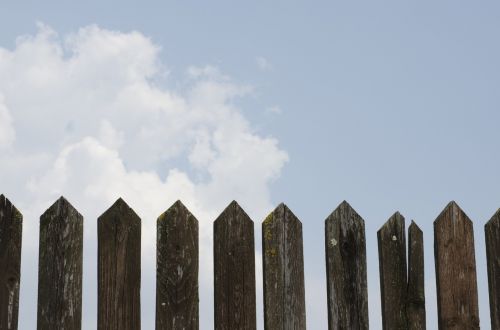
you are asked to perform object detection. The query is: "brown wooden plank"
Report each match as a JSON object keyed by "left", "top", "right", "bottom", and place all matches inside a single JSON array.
[
  {"left": 434, "top": 201, "right": 480, "bottom": 329},
  {"left": 214, "top": 201, "right": 256, "bottom": 330},
  {"left": 324, "top": 201, "right": 368, "bottom": 330},
  {"left": 407, "top": 221, "right": 426, "bottom": 330},
  {"left": 98, "top": 198, "right": 141, "bottom": 330},
  {"left": 485, "top": 209, "right": 500, "bottom": 330},
  {"left": 37, "top": 197, "right": 83, "bottom": 330},
  {"left": 156, "top": 200, "right": 199, "bottom": 330},
  {"left": 262, "top": 203, "right": 306, "bottom": 330},
  {"left": 0, "top": 195, "right": 22, "bottom": 330},
  {"left": 377, "top": 212, "right": 407, "bottom": 330}
]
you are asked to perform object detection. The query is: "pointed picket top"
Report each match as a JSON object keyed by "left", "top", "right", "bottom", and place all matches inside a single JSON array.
[
  {"left": 378, "top": 211, "right": 405, "bottom": 238},
  {"left": 214, "top": 200, "right": 253, "bottom": 225},
  {"left": 157, "top": 200, "right": 197, "bottom": 224},
  {"left": 485, "top": 208, "right": 500, "bottom": 230},
  {"left": 409, "top": 220, "right": 422, "bottom": 235},
  {"left": 0, "top": 194, "right": 22, "bottom": 220},
  {"left": 434, "top": 201, "right": 473, "bottom": 227},
  {"left": 325, "top": 200, "right": 364, "bottom": 226},
  {"left": 263, "top": 202, "right": 302, "bottom": 227},
  {"left": 41, "top": 196, "right": 82, "bottom": 224},
  {"left": 98, "top": 197, "right": 140, "bottom": 225}
]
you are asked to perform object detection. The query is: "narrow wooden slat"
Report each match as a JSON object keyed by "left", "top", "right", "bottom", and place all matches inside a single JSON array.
[
  {"left": 324, "top": 201, "right": 368, "bottom": 330},
  {"left": 377, "top": 212, "right": 407, "bottom": 330},
  {"left": 0, "top": 195, "right": 22, "bottom": 330},
  {"left": 434, "top": 201, "right": 479, "bottom": 329},
  {"left": 262, "top": 203, "right": 306, "bottom": 330},
  {"left": 485, "top": 209, "right": 500, "bottom": 330},
  {"left": 98, "top": 198, "right": 141, "bottom": 330},
  {"left": 156, "top": 200, "right": 199, "bottom": 329},
  {"left": 37, "top": 197, "right": 83, "bottom": 330},
  {"left": 407, "top": 221, "right": 426, "bottom": 330},
  {"left": 214, "top": 201, "right": 256, "bottom": 330}
]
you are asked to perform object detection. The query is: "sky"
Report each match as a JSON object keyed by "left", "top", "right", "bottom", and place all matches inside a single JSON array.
[{"left": 1, "top": 1, "right": 499, "bottom": 329}]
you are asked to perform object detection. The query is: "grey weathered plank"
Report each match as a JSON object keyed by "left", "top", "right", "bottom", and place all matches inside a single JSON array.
[
  {"left": 324, "top": 201, "right": 368, "bottom": 330},
  {"left": 262, "top": 203, "right": 306, "bottom": 330},
  {"left": 37, "top": 197, "right": 83, "bottom": 330},
  {"left": 407, "top": 221, "right": 426, "bottom": 330},
  {"left": 98, "top": 198, "right": 141, "bottom": 330},
  {"left": 485, "top": 209, "right": 500, "bottom": 330},
  {"left": 377, "top": 212, "right": 407, "bottom": 330},
  {"left": 214, "top": 201, "right": 256, "bottom": 330},
  {"left": 156, "top": 200, "right": 199, "bottom": 330},
  {"left": 434, "top": 201, "right": 480, "bottom": 329},
  {"left": 0, "top": 195, "right": 22, "bottom": 330}
]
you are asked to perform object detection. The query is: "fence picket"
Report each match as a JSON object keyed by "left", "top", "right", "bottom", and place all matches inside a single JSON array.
[
  {"left": 214, "top": 201, "right": 256, "bottom": 330},
  {"left": 324, "top": 201, "right": 368, "bottom": 330},
  {"left": 485, "top": 209, "right": 500, "bottom": 330},
  {"left": 377, "top": 212, "right": 407, "bottom": 329},
  {"left": 407, "top": 221, "right": 426, "bottom": 330},
  {"left": 262, "top": 203, "right": 306, "bottom": 330},
  {"left": 434, "top": 201, "right": 479, "bottom": 329},
  {"left": 98, "top": 198, "right": 141, "bottom": 330},
  {"left": 0, "top": 195, "right": 22, "bottom": 330},
  {"left": 156, "top": 200, "right": 199, "bottom": 330},
  {"left": 36, "top": 197, "right": 83, "bottom": 330}
]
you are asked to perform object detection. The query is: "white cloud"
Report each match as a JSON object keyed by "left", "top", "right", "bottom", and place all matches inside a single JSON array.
[
  {"left": 0, "top": 24, "right": 288, "bottom": 329},
  {"left": 266, "top": 105, "right": 283, "bottom": 115},
  {"left": 256, "top": 56, "right": 273, "bottom": 71},
  {"left": 0, "top": 95, "right": 15, "bottom": 148}
]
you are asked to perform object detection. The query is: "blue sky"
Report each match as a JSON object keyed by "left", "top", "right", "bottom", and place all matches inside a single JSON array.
[{"left": 1, "top": 1, "right": 499, "bottom": 329}]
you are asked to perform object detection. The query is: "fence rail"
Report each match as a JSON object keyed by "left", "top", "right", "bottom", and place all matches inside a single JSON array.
[{"left": 0, "top": 194, "right": 499, "bottom": 329}]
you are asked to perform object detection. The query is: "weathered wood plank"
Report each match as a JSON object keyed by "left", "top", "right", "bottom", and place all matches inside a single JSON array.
[
  {"left": 262, "top": 203, "right": 306, "bottom": 330},
  {"left": 485, "top": 209, "right": 500, "bottom": 330},
  {"left": 407, "top": 221, "right": 426, "bottom": 330},
  {"left": 324, "top": 201, "right": 368, "bottom": 330},
  {"left": 156, "top": 200, "right": 199, "bottom": 330},
  {"left": 0, "top": 195, "right": 22, "bottom": 330},
  {"left": 214, "top": 201, "right": 256, "bottom": 330},
  {"left": 37, "top": 197, "right": 83, "bottom": 330},
  {"left": 98, "top": 198, "right": 141, "bottom": 330},
  {"left": 377, "top": 212, "right": 407, "bottom": 330},
  {"left": 434, "top": 201, "right": 479, "bottom": 329}
]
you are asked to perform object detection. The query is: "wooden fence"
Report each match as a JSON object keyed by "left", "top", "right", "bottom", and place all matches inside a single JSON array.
[{"left": 0, "top": 194, "right": 499, "bottom": 329}]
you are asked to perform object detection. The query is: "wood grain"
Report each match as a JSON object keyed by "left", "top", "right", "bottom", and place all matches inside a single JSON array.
[
  {"left": 156, "top": 200, "right": 199, "bottom": 330},
  {"left": 262, "top": 203, "right": 306, "bottom": 330},
  {"left": 98, "top": 198, "right": 141, "bottom": 330},
  {"left": 0, "top": 195, "right": 22, "bottom": 330},
  {"left": 37, "top": 197, "right": 83, "bottom": 330},
  {"left": 434, "top": 201, "right": 479, "bottom": 329},
  {"left": 214, "top": 201, "right": 256, "bottom": 330},
  {"left": 377, "top": 212, "right": 407, "bottom": 330},
  {"left": 324, "top": 201, "right": 368, "bottom": 330},
  {"left": 407, "top": 221, "right": 426, "bottom": 330},
  {"left": 485, "top": 209, "right": 500, "bottom": 330}
]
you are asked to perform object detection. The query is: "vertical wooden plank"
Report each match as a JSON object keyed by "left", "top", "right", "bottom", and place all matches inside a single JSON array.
[
  {"left": 0, "top": 195, "right": 22, "bottom": 330},
  {"left": 434, "top": 201, "right": 480, "bottom": 329},
  {"left": 98, "top": 198, "right": 141, "bottom": 330},
  {"left": 377, "top": 212, "right": 407, "bottom": 330},
  {"left": 262, "top": 203, "right": 306, "bottom": 330},
  {"left": 485, "top": 209, "right": 500, "bottom": 330},
  {"left": 324, "top": 201, "right": 368, "bottom": 330},
  {"left": 407, "top": 221, "right": 426, "bottom": 330},
  {"left": 214, "top": 201, "right": 256, "bottom": 330},
  {"left": 37, "top": 197, "right": 83, "bottom": 330},
  {"left": 156, "top": 200, "right": 199, "bottom": 330}
]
